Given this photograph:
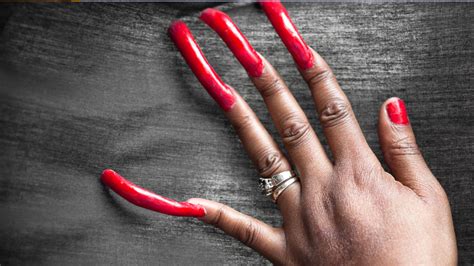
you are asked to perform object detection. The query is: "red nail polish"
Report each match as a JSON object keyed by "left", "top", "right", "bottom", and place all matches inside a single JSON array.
[
  {"left": 260, "top": 1, "right": 314, "bottom": 70},
  {"left": 200, "top": 8, "right": 264, "bottom": 77},
  {"left": 101, "top": 169, "right": 206, "bottom": 217},
  {"left": 386, "top": 98, "right": 409, "bottom": 125},
  {"left": 168, "top": 21, "right": 235, "bottom": 111}
]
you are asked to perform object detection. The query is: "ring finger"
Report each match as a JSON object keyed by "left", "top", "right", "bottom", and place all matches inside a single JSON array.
[{"left": 169, "top": 20, "right": 301, "bottom": 218}]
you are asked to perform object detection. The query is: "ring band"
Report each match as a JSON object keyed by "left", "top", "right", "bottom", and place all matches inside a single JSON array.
[
  {"left": 272, "top": 177, "right": 298, "bottom": 203},
  {"left": 259, "top": 170, "right": 295, "bottom": 196}
]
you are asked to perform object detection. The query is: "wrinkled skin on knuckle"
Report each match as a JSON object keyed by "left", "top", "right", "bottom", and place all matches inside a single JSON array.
[
  {"left": 232, "top": 114, "right": 255, "bottom": 136},
  {"left": 255, "top": 150, "right": 285, "bottom": 177},
  {"left": 210, "top": 204, "right": 229, "bottom": 227},
  {"left": 210, "top": 205, "right": 263, "bottom": 248},
  {"left": 280, "top": 114, "right": 312, "bottom": 148},
  {"left": 319, "top": 99, "right": 352, "bottom": 129},
  {"left": 305, "top": 67, "right": 335, "bottom": 90},
  {"left": 234, "top": 219, "right": 260, "bottom": 247},
  {"left": 258, "top": 77, "right": 286, "bottom": 98},
  {"left": 384, "top": 136, "right": 421, "bottom": 159},
  {"left": 383, "top": 135, "right": 447, "bottom": 200}
]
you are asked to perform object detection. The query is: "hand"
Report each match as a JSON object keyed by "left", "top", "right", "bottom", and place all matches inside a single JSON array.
[{"left": 167, "top": 2, "right": 458, "bottom": 265}]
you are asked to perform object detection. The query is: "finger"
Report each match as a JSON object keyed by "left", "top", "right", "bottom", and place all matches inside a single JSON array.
[
  {"left": 378, "top": 98, "right": 438, "bottom": 196},
  {"left": 101, "top": 169, "right": 206, "bottom": 217},
  {"left": 253, "top": 59, "right": 333, "bottom": 179},
  {"left": 198, "top": 9, "right": 289, "bottom": 177},
  {"left": 227, "top": 92, "right": 302, "bottom": 216},
  {"left": 261, "top": 2, "right": 377, "bottom": 163},
  {"left": 187, "top": 198, "right": 286, "bottom": 263},
  {"left": 169, "top": 20, "right": 301, "bottom": 216},
  {"left": 302, "top": 50, "right": 377, "bottom": 163},
  {"left": 201, "top": 8, "right": 333, "bottom": 182}
]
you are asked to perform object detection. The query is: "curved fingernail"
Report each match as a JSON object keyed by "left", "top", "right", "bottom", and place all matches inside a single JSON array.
[
  {"left": 260, "top": 1, "right": 314, "bottom": 70},
  {"left": 200, "top": 8, "right": 264, "bottom": 77},
  {"left": 168, "top": 20, "right": 236, "bottom": 111},
  {"left": 101, "top": 169, "right": 206, "bottom": 217}
]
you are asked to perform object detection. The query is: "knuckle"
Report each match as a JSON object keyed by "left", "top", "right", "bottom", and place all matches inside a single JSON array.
[
  {"left": 384, "top": 136, "right": 421, "bottom": 158},
  {"left": 353, "top": 162, "right": 384, "bottom": 188},
  {"left": 258, "top": 77, "right": 286, "bottom": 98},
  {"left": 319, "top": 99, "right": 352, "bottom": 129},
  {"left": 306, "top": 67, "right": 335, "bottom": 91},
  {"left": 280, "top": 113, "right": 312, "bottom": 149},
  {"left": 255, "top": 149, "right": 285, "bottom": 177},
  {"left": 210, "top": 204, "right": 230, "bottom": 227},
  {"left": 234, "top": 220, "right": 260, "bottom": 247},
  {"left": 232, "top": 115, "right": 254, "bottom": 135}
]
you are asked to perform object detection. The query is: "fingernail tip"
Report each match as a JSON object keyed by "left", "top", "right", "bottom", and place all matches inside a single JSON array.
[
  {"left": 101, "top": 169, "right": 120, "bottom": 185},
  {"left": 101, "top": 168, "right": 115, "bottom": 177},
  {"left": 387, "top": 96, "right": 402, "bottom": 102},
  {"left": 200, "top": 7, "right": 215, "bottom": 19},
  {"left": 168, "top": 20, "right": 186, "bottom": 35}
]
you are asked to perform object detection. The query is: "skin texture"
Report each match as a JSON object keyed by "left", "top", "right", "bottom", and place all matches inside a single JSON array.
[
  {"left": 101, "top": 169, "right": 206, "bottom": 217},
  {"left": 101, "top": 1, "right": 457, "bottom": 264},
  {"left": 178, "top": 3, "right": 457, "bottom": 265}
]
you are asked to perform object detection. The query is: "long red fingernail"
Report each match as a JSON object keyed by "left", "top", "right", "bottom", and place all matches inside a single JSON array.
[
  {"left": 260, "top": 1, "right": 314, "bottom": 70},
  {"left": 101, "top": 169, "right": 206, "bottom": 217},
  {"left": 168, "top": 21, "right": 235, "bottom": 111},
  {"left": 386, "top": 98, "right": 409, "bottom": 125},
  {"left": 200, "top": 8, "right": 264, "bottom": 77}
]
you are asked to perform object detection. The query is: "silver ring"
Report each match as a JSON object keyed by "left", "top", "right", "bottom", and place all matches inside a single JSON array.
[
  {"left": 259, "top": 171, "right": 295, "bottom": 196},
  {"left": 272, "top": 177, "right": 299, "bottom": 203}
]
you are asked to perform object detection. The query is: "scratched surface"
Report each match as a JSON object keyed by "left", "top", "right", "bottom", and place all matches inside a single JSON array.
[{"left": 0, "top": 3, "right": 472, "bottom": 265}]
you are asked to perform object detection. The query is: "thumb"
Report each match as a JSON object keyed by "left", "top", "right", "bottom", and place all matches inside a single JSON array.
[
  {"left": 378, "top": 97, "right": 441, "bottom": 198},
  {"left": 187, "top": 198, "right": 286, "bottom": 263}
]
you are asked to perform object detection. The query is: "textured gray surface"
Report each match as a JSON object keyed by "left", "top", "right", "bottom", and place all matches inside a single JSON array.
[{"left": 0, "top": 3, "right": 473, "bottom": 265}]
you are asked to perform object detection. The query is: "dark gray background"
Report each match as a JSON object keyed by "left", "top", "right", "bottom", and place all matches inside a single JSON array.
[{"left": 0, "top": 3, "right": 472, "bottom": 265}]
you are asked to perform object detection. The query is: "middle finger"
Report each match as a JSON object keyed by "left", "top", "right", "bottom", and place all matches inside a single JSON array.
[{"left": 200, "top": 8, "right": 333, "bottom": 184}]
